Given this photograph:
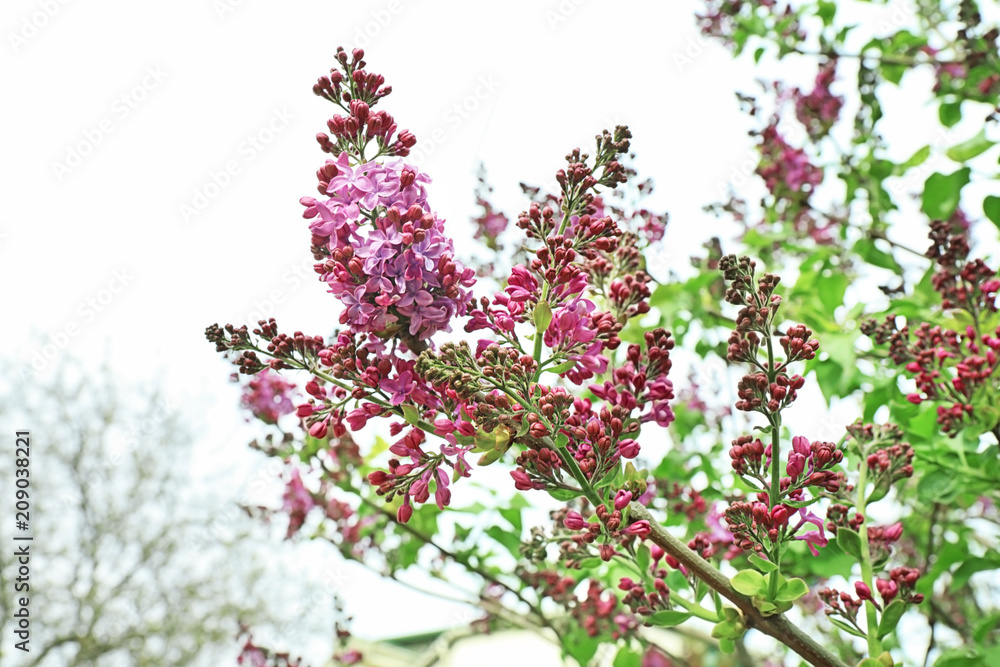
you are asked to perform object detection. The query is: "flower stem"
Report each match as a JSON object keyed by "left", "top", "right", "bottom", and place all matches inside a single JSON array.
[{"left": 855, "top": 460, "right": 883, "bottom": 656}]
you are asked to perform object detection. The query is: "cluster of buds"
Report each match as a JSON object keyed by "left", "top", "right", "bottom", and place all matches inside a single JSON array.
[
  {"left": 618, "top": 575, "right": 671, "bottom": 616},
  {"left": 237, "top": 625, "right": 305, "bottom": 667},
  {"left": 866, "top": 441, "right": 915, "bottom": 488},
  {"left": 205, "top": 320, "right": 327, "bottom": 376},
  {"left": 724, "top": 498, "right": 792, "bottom": 553},
  {"left": 697, "top": 0, "right": 804, "bottom": 50},
  {"left": 312, "top": 47, "right": 415, "bottom": 160},
  {"left": 926, "top": 217, "right": 999, "bottom": 314},
  {"left": 878, "top": 567, "right": 924, "bottom": 605},
  {"left": 522, "top": 571, "right": 637, "bottom": 640},
  {"left": 585, "top": 232, "right": 653, "bottom": 324},
  {"left": 825, "top": 502, "right": 864, "bottom": 536},
  {"left": 367, "top": 448, "right": 456, "bottom": 523},
  {"left": 755, "top": 122, "right": 823, "bottom": 203},
  {"left": 734, "top": 371, "right": 806, "bottom": 413},
  {"left": 817, "top": 587, "right": 864, "bottom": 628},
  {"left": 792, "top": 60, "right": 844, "bottom": 140},
  {"left": 240, "top": 369, "right": 298, "bottom": 425},
  {"left": 864, "top": 315, "right": 1000, "bottom": 435},
  {"left": 854, "top": 567, "right": 924, "bottom": 611},
  {"left": 848, "top": 423, "right": 916, "bottom": 498},
  {"left": 866, "top": 522, "right": 904, "bottom": 568}
]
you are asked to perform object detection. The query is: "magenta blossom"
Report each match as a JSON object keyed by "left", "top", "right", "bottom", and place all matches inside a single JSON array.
[{"left": 793, "top": 508, "right": 828, "bottom": 556}]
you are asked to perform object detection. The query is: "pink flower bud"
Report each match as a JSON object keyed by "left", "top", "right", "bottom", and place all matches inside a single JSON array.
[
  {"left": 599, "top": 544, "right": 615, "bottom": 561},
  {"left": 563, "top": 511, "right": 586, "bottom": 531},
  {"left": 884, "top": 522, "right": 903, "bottom": 542},
  {"left": 614, "top": 490, "right": 633, "bottom": 510},
  {"left": 876, "top": 578, "right": 898, "bottom": 604},
  {"left": 855, "top": 581, "right": 873, "bottom": 601},
  {"left": 618, "top": 439, "right": 640, "bottom": 459},
  {"left": 792, "top": 435, "right": 811, "bottom": 456},
  {"left": 309, "top": 421, "right": 329, "bottom": 439},
  {"left": 771, "top": 505, "right": 790, "bottom": 526},
  {"left": 397, "top": 502, "right": 413, "bottom": 523},
  {"left": 650, "top": 544, "right": 665, "bottom": 564},
  {"left": 786, "top": 452, "right": 807, "bottom": 479},
  {"left": 906, "top": 393, "right": 923, "bottom": 404},
  {"left": 625, "top": 520, "right": 652, "bottom": 539}
]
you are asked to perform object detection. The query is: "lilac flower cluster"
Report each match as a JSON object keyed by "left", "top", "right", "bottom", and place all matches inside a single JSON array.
[
  {"left": 302, "top": 154, "right": 476, "bottom": 346},
  {"left": 240, "top": 369, "right": 297, "bottom": 424}
]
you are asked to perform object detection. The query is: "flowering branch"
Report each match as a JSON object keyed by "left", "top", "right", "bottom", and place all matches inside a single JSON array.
[{"left": 629, "top": 503, "right": 850, "bottom": 667}]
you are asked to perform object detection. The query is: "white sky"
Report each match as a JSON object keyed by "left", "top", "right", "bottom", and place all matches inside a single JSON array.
[{"left": 3, "top": 0, "right": 998, "bottom": 663}]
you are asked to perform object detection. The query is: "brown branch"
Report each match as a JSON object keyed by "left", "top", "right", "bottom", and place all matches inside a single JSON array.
[{"left": 630, "top": 503, "right": 851, "bottom": 667}]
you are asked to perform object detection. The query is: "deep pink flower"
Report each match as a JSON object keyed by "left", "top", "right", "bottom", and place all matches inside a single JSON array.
[{"left": 241, "top": 370, "right": 297, "bottom": 424}]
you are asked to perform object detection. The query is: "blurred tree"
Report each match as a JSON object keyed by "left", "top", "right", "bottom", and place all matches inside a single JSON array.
[{"left": 0, "top": 364, "right": 305, "bottom": 666}]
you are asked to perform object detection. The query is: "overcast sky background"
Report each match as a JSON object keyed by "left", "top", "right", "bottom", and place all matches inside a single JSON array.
[{"left": 4, "top": 0, "right": 999, "bottom": 664}]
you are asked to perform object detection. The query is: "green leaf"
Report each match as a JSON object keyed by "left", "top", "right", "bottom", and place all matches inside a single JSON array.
[
  {"left": 877, "top": 600, "right": 907, "bottom": 639},
  {"left": 593, "top": 464, "right": 621, "bottom": 490},
  {"left": 917, "top": 468, "right": 959, "bottom": 503},
  {"left": 939, "top": 100, "right": 963, "bottom": 128},
  {"left": 818, "top": 271, "right": 849, "bottom": 312},
  {"left": 548, "top": 359, "right": 576, "bottom": 375},
  {"left": 562, "top": 625, "right": 599, "bottom": 666},
  {"left": 836, "top": 528, "right": 864, "bottom": 562},
  {"left": 533, "top": 300, "right": 553, "bottom": 333},
  {"left": 829, "top": 617, "right": 867, "bottom": 638},
  {"left": 895, "top": 145, "right": 930, "bottom": 174},
  {"left": 612, "top": 647, "right": 642, "bottom": 667},
  {"left": 921, "top": 168, "right": 971, "bottom": 220},
  {"left": 577, "top": 557, "right": 602, "bottom": 569},
  {"left": 485, "top": 525, "right": 522, "bottom": 557},
  {"left": 636, "top": 544, "right": 651, "bottom": 575},
  {"left": 946, "top": 129, "right": 994, "bottom": 162},
  {"left": 951, "top": 552, "right": 1000, "bottom": 590},
  {"left": 547, "top": 488, "right": 582, "bottom": 501},
  {"left": 984, "top": 195, "right": 1000, "bottom": 230},
  {"left": 857, "top": 659, "right": 886, "bottom": 667},
  {"left": 973, "top": 611, "right": 1000, "bottom": 643},
  {"left": 854, "top": 238, "right": 900, "bottom": 271},
  {"left": 731, "top": 570, "right": 767, "bottom": 597},
  {"left": 749, "top": 553, "right": 778, "bottom": 573},
  {"left": 711, "top": 619, "right": 737, "bottom": 639},
  {"left": 648, "top": 610, "right": 692, "bottom": 627},
  {"left": 401, "top": 404, "right": 420, "bottom": 425},
  {"left": 776, "top": 577, "right": 810, "bottom": 603},
  {"left": 498, "top": 507, "right": 522, "bottom": 533}
]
